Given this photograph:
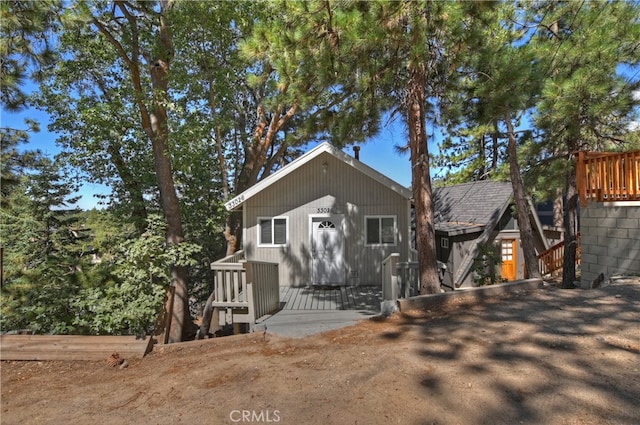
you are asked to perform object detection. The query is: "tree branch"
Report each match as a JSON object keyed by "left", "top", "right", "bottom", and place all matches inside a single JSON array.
[{"left": 92, "top": 18, "right": 132, "bottom": 67}]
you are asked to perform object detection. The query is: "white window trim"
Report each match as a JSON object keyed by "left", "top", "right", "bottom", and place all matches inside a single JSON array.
[
  {"left": 365, "top": 215, "right": 397, "bottom": 246},
  {"left": 441, "top": 237, "right": 449, "bottom": 249},
  {"left": 257, "top": 216, "right": 289, "bottom": 247}
]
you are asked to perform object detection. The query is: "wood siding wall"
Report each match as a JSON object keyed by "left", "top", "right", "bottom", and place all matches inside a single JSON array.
[
  {"left": 442, "top": 228, "right": 524, "bottom": 289},
  {"left": 243, "top": 152, "right": 410, "bottom": 287}
]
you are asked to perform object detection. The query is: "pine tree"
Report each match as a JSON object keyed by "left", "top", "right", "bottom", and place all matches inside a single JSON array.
[
  {"left": 0, "top": 159, "right": 86, "bottom": 333},
  {"left": 246, "top": 1, "right": 487, "bottom": 293},
  {"left": 0, "top": 0, "right": 61, "bottom": 110},
  {"left": 529, "top": 1, "right": 640, "bottom": 287}
]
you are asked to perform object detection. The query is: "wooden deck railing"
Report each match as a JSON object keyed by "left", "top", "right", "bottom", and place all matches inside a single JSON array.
[
  {"left": 537, "top": 233, "right": 581, "bottom": 276},
  {"left": 381, "top": 254, "right": 400, "bottom": 302},
  {"left": 381, "top": 254, "right": 424, "bottom": 302},
  {"left": 215, "top": 250, "right": 245, "bottom": 263},
  {"left": 382, "top": 255, "right": 452, "bottom": 302},
  {"left": 209, "top": 258, "right": 279, "bottom": 332},
  {"left": 576, "top": 150, "right": 640, "bottom": 207}
]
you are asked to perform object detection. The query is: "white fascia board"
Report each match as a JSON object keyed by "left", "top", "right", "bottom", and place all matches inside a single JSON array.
[{"left": 224, "top": 142, "right": 412, "bottom": 211}]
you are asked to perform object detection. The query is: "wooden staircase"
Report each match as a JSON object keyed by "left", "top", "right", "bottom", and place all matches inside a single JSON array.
[{"left": 537, "top": 233, "right": 581, "bottom": 276}]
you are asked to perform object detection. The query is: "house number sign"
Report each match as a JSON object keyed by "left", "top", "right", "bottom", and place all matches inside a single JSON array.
[
  {"left": 225, "top": 195, "right": 245, "bottom": 210},
  {"left": 317, "top": 207, "right": 334, "bottom": 214}
]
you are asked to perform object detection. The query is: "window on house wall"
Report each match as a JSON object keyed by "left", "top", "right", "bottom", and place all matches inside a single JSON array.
[
  {"left": 366, "top": 216, "right": 396, "bottom": 245},
  {"left": 258, "top": 217, "right": 288, "bottom": 246},
  {"left": 441, "top": 237, "right": 449, "bottom": 249}
]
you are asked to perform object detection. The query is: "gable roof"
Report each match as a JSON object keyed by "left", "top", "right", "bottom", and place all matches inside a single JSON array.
[
  {"left": 433, "top": 181, "right": 513, "bottom": 235},
  {"left": 225, "top": 142, "right": 412, "bottom": 211}
]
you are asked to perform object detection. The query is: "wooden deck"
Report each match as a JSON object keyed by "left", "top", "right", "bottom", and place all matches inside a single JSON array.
[{"left": 279, "top": 286, "right": 381, "bottom": 311}]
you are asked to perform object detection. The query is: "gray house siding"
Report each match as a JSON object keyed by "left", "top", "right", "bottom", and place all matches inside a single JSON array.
[
  {"left": 580, "top": 202, "right": 640, "bottom": 286},
  {"left": 242, "top": 151, "right": 410, "bottom": 287},
  {"left": 438, "top": 232, "right": 479, "bottom": 288}
]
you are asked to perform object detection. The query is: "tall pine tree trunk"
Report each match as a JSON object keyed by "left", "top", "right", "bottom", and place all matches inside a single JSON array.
[
  {"left": 407, "top": 65, "right": 440, "bottom": 295},
  {"left": 505, "top": 111, "right": 541, "bottom": 280},
  {"left": 562, "top": 164, "right": 579, "bottom": 288}
]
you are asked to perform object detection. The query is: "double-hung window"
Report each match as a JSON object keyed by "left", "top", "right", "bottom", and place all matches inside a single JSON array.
[
  {"left": 365, "top": 216, "right": 396, "bottom": 245},
  {"left": 258, "top": 217, "right": 288, "bottom": 246}
]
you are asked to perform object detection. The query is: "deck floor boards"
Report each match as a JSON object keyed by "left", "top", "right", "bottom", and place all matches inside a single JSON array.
[
  {"left": 279, "top": 286, "right": 290, "bottom": 304},
  {"left": 291, "top": 288, "right": 305, "bottom": 310},
  {"left": 281, "top": 286, "right": 381, "bottom": 311},
  {"left": 302, "top": 290, "right": 312, "bottom": 309}
]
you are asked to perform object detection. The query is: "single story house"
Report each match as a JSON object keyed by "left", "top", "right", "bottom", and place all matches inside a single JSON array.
[{"left": 224, "top": 142, "right": 412, "bottom": 287}]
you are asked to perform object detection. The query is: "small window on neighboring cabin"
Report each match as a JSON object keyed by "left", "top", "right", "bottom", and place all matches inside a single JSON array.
[
  {"left": 441, "top": 237, "right": 449, "bottom": 249},
  {"left": 259, "top": 217, "right": 288, "bottom": 246},
  {"left": 366, "top": 216, "right": 396, "bottom": 245}
]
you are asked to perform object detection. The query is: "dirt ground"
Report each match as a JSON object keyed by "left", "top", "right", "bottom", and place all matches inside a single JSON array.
[{"left": 2, "top": 280, "right": 639, "bottom": 425}]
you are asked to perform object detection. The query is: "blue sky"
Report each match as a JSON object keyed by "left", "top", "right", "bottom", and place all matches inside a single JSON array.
[
  {"left": 3, "top": 105, "right": 417, "bottom": 210},
  {"left": 3, "top": 106, "right": 112, "bottom": 210}
]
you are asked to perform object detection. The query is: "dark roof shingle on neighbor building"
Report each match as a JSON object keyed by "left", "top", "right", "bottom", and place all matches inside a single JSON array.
[{"left": 433, "top": 181, "right": 513, "bottom": 235}]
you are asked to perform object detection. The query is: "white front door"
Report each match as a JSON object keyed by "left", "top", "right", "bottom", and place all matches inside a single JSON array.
[{"left": 311, "top": 216, "right": 345, "bottom": 285}]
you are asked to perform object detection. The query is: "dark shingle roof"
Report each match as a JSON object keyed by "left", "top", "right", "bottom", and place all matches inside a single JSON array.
[{"left": 433, "top": 181, "right": 513, "bottom": 235}]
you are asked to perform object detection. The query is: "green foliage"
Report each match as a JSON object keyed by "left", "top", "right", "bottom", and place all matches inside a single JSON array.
[
  {"left": 527, "top": 0, "right": 640, "bottom": 196},
  {"left": 75, "top": 215, "right": 201, "bottom": 336},
  {"left": 435, "top": 1, "right": 640, "bottom": 195},
  {"left": 0, "top": 122, "right": 42, "bottom": 202},
  {"left": 471, "top": 243, "right": 504, "bottom": 287},
  {"left": 0, "top": 0, "right": 62, "bottom": 110},
  {"left": 32, "top": 3, "right": 156, "bottom": 232},
  {"left": 2, "top": 208, "right": 202, "bottom": 336},
  {"left": 0, "top": 160, "right": 95, "bottom": 333}
]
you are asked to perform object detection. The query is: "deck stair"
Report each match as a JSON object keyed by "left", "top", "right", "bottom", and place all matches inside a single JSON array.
[
  {"left": 537, "top": 233, "right": 581, "bottom": 276},
  {"left": 205, "top": 252, "right": 280, "bottom": 334}
]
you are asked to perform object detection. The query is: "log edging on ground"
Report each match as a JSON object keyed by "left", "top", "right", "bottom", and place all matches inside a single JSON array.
[{"left": 0, "top": 334, "right": 154, "bottom": 361}]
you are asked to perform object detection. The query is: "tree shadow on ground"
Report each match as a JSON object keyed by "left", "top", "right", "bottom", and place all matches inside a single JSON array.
[{"left": 381, "top": 282, "right": 640, "bottom": 425}]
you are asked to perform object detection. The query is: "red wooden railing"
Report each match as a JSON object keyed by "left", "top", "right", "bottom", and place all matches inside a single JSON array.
[
  {"left": 576, "top": 150, "right": 640, "bottom": 207},
  {"left": 537, "top": 233, "right": 581, "bottom": 276}
]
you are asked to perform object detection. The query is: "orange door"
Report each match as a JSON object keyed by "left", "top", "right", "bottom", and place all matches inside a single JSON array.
[{"left": 501, "top": 239, "right": 517, "bottom": 281}]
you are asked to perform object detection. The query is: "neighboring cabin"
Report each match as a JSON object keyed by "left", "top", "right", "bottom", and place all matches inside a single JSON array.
[{"left": 432, "top": 181, "right": 549, "bottom": 289}]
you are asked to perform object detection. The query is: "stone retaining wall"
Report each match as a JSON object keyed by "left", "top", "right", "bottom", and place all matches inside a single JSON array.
[{"left": 580, "top": 201, "right": 640, "bottom": 287}]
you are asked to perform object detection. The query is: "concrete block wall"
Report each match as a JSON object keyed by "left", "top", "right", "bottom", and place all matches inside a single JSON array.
[{"left": 580, "top": 202, "right": 640, "bottom": 286}]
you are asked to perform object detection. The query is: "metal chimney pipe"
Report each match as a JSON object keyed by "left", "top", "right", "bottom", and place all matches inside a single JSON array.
[{"left": 353, "top": 145, "right": 360, "bottom": 160}]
